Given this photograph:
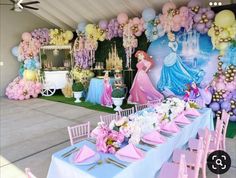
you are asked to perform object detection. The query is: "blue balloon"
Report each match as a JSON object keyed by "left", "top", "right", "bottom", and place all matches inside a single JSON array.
[
  {"left": 11, "top": 46, "right": 19, "bottom": 57},
  {"left": 77, "top": 21, "right": 87, "bottom": 33},
  {"left": 18, "top": 63, "right": 24, "bottom": 78},
  {"left": 142, "top": 8, "right": 156, "bottom": 22}
]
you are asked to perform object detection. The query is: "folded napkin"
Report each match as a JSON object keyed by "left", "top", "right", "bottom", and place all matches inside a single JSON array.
[
  {"left": 142, "top": 131, "right": 166, "bottom": 144},
  {"left": 184, "top": 108, "right": 200, "bottom": 117},
  {"left": 161, "top": 121, "right": 179, "bottom": 133},
  {"left": 116, "top": 143, "right": 144, "bottom": 159},
  {"left": 73, "top": 145, "right": 95, "bottom": 163},
  {"left": 174, "top": 113, "right": 191, "bottom": 124}
]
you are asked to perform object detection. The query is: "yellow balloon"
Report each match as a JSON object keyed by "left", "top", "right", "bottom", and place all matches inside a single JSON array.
[
  {"left": 85, "top": 24, "right": 95, "bottom": 34},
  {"left": 219, "top": 30, "right": 229, "bottom": 38},
  {"left": 215, "top": 10, "right": 235, "bottom": 28},
  {"left": 65, "top": 30, "right": 73, "bottom": 40},
  {"left": 208, "top": 27, "right": 214, "bottom": 37},
  {"left": 23, "top": 70, "right": 37, "bottom": 81}
]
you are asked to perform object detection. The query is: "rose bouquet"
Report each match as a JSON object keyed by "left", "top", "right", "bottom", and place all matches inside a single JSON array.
[{"left": 91, "top": 122, "right": 124, "bottom": 153}]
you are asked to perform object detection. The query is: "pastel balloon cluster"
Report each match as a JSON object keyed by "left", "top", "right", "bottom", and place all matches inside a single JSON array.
[
  {"left": 187, "top": 0, "right": 202, "bottom": 14},
  {"left": 5, "top": 77, "right": 42, "bottom": 100},
  {"left": 159, "top": 2, "right": 193, "bottom": 33},
  {"left": 192, "top": 7, "right": 215, "bottom": 34},
  {"left": 144, "top": 15, "right": 165, "bottom": 42},
  {"left": 85, "top": 24, "right": 106, "bottom": 41},
  {"left": 208, "top": 10, "right": 236, "bottom": 55},
  {"left": 49, "top": 29, "right": 73, "bottom": 45},
  {"left": 127, "top": 17, "right": 145, "bottom": 37},
  {"left": 31, "top": 28, "right": 50, "bottom": 45},
  {"left": 18, "top": 32, "right": 41, "bottom": 61},
  {"left": 107, "top": 18, "right": 123, "bottom": 40},
  {"left": 210, "top": 68, "right": 236, "bottom": 121}
]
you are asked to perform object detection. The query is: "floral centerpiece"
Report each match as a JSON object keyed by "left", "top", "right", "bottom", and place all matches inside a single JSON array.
[
  {"left": 153, "top": 97, "right": 187, "bottom": 123},
  {"left": 91, "top": 122, "right": 124, "bottom": 153}
]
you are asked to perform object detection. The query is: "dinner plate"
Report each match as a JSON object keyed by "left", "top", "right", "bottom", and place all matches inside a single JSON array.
[
  {"left": 69, "top": 152, "right": 100, "bottom": 166},
  {"left": 115, "top": 151, "right": 144, "bottom": 163}
]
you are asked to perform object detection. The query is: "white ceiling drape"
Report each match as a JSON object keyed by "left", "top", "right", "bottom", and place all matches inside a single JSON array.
[{"left": 31, "top": 0, "right": 191, "bottom": 29}]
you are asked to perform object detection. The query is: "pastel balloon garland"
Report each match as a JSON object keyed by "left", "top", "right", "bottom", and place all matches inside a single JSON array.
[{"left": 208, "top": 10, "right": 236, "bottom": 55}]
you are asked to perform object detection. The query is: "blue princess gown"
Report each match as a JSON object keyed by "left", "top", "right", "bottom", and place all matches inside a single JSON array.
[{"left": 158, "top": 41, "right": 203, "bottom": 96}]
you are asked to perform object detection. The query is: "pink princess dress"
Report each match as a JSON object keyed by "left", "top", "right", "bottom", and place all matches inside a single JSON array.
[
  {"left": 128, "top": 60, "right": 164, "bottom": 104},
  {"left": 101, "top": 77, "right": 113, "bottom": 107}
]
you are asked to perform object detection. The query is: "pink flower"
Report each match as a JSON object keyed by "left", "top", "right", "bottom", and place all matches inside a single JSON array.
[{"left": 108, "top": 146, "right": 116, "bottom": 154}]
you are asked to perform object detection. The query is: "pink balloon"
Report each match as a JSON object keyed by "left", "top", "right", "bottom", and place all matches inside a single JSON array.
[
  {"left": 173, "top": 15, "right": 181, "bottom": 23},
  {"left": 133, "top": 17, "right": 140, "bottom": 24},
  {"left": 180, "top": 6, "right": 189, "bottom": 16},
  {"left": 135, "top": 31, "right": 142, "bottom": 37},
  {"left": 162, "top": 2, "right": 176, "bottom": 14},
  {"left": 226, "top": 82, "right": 235, "bottom": 91},
  {"left": 194, "top": 14, "right": 202, "bottom": 22},
  {"left": 22, "top": 32, "right": 32, "bottom": 42},
  {"left": 206, "top": 10, "right": 215, "bottom": 19},
  {"left": 216, "top": 82, "right": 226, "bottom": 91},
  {"left": 173, "top": 24, "right": 181, "bottom": 32},
  {"left": 117, "top": 13, "right": 128, "bottom": 24}
]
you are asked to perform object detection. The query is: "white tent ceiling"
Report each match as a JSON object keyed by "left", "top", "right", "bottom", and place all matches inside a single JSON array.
[{"left": 31, "top": 0, "right": 194, "bottom": 29}]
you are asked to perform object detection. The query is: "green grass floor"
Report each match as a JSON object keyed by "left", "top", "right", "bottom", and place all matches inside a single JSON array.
[
  {"left": 40, "top": 93, "right": 134, "bottom": 114},
  {"left": 224, "top": 121, "right": 236, "bottom": 138},
  {"left": 40, "top": 92, "right": 236, "bottom": 138}
]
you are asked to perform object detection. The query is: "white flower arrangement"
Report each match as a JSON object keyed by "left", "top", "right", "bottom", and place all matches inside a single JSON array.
[{"left": 154, "top": 97, "right": 187, "bottom": 122}]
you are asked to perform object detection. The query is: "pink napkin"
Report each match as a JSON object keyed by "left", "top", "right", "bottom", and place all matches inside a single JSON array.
[
  {"left": 116, "top": 143, "right": 144, "bottom": 159},
  {"left": 142, "top": 131, "right": 166, "bottom": 144},
  {"left": 174, "top": 113, "right": 191, "bottom": 124},
  {"left": 73, "top": 145, "right": 96, "bottom": 163},
  {"left": 161, "top": 121, "right": 179, "bottom": 133},
  {"left": 184, "top": 108, "right": 200, "bottom": 117}
]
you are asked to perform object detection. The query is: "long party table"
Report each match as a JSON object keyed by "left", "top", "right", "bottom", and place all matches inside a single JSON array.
[{"left": 47, "top": 108, "right": 214, "bottom": 178}]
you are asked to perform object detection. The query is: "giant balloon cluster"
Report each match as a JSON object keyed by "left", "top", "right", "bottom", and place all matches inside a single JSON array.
[
  {"left": 142, "top": 8, "right": 165, "bottom": 42},
  {"left": 208, "top": 10, "right": 236, "bottom": 55},
  {"left": 210, "top": 64, "right": 236, "bottom": 122},
  {"left": 6, "top": 77, "right": 42, "bottom": 100},
  {"left": 49, "top": 29, "right": 74, "bottom": 45},
  {"left": 188, "top": 0, "right": 215, "bottom": 34},
  {"left": 159, "top": 1, "right": 194, "bottom": 33},
  {"left": 7, "top": 28, "right": 74, "bottom": 100}
]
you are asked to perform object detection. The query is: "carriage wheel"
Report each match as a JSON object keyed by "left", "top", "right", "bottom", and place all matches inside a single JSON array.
[{"left": 41, "top": 81, "right": 56, "bottom": 96}]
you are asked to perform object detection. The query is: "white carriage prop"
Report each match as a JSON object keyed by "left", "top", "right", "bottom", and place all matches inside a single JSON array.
[{"left": 39, "top": 45, "right": 73, "bottom": 96}]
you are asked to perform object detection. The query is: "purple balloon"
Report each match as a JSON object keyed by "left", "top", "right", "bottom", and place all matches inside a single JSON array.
[
  {"left": 221, "top": 101, "right": 231, "bottom": 111},
  {"left": 196, "top": 23, "right": 205, "bottom": 32},
  {"left": 206, "top": 10, "right": 215, "bottom": 19},
  {"left": 206, "top": 20, "right": 212, "bottom": 28},
  {"left": 210, "top": 102, "right": 220, "bottom": 111},
  {"left": 99, "top": 20, "right": 108, "bottom": 30},
  {"left": 202, "top": 27, "right": 209, "bottom": 34},
  {"left": 233, "top": 108, "right": 236, "bottom": 115},
  {"left": 194, "top": 14, "right": 202, "bottom": 23},
  {"left": 229, "top": 115, "right": 236, "bottom": 122}
]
